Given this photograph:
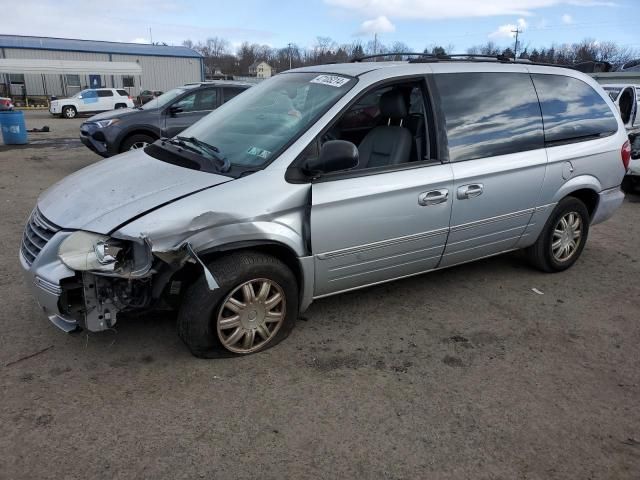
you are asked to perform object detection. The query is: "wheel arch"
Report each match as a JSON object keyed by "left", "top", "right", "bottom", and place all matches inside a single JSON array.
[
  {"left": 164, "top": 240, "right": 313, "bottom": 313},
  {"left": 552, "top": 175, "right": 602, "bottom": 219},
  {"left": 118, "top": 128, "right": 159, "bottom": 152}
]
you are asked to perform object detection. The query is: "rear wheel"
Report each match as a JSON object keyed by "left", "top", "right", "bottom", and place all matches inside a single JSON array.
[
  {"left": 177, "top": 251, "right": 298, "bottom": 358},
  {"left": 115, "top": 103, "right": 127, "bottom": 109},
  {"left": 526, "top": 196, "right": 590, "bottom": 272},
  {"left": 62, "top": 106, "right": 76, "bottom": 119},
  {"left": 120, "top": 133, "right": 155, "bottom": 152}
]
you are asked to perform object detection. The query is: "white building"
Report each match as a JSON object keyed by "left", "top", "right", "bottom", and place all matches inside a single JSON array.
[{"left": 248, "top": 61, "right": 273, "bottom": 79}]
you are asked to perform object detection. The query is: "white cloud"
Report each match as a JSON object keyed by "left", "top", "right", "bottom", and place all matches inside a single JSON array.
[
  {"left": 326, "top": 0, "right": 614, "bottom": 20},
  {"left": 561, "top": 13, "right": 574, "bottom": 23},
  {"left": 489, "top": 18, "right": 527, "bottom": 39},
  {"left": 357, "top": 15, "right": 396, "bottom": 35}
]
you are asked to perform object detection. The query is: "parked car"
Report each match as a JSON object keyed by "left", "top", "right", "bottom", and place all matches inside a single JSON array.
[
  {"left": 623, "top": 129, "right": 640, "bottom": 192},
  {"left": 79, "top": 81, "right": 251, "bottom": 157},
  {"left": 602, "top": 84, "right": 639, "bottom": 128},
  {"left": 50, "top": 88, "right": 135, "bottom": 119},
  {"left": 21, "top": 59, "right": 629, "bottom": 357},
  {"left": 0, "top": 96, "right": 14, "bottom": 111},
  {"left": 137, "top": 89, "right": 163, "bottom": 106}
]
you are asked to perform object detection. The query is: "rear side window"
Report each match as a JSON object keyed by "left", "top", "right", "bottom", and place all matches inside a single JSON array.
[
  {"left": 97, "top": 90, "right": 113, "bottom": 97},
  {"left": 434, "top": 72, "right": 544, "bottom": 162},
  {"left": 531, "top": 74, "right": 618, "bottom": 145},
  {"left": 222, "top": 87, "right": 245, "bottom": 103},
  {"left": 117, "top": 89, "right": 129, "bottom": 96}
]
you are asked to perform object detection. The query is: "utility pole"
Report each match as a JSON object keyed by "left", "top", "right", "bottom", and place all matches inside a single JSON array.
[
  {"left": 373, "top": 33, "right": 378, "bottom": 59},
  {"left": 511, "top": 28, "right": 521, "bottom": 58},
  {"left": 149, "top": 27, "right": 153, "bottom": 45},
  {"left": 288, "top": 42, "right": 293, "bottom": 70}
]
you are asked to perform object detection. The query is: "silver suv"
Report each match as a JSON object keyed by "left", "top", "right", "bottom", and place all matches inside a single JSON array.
[{"left": 20, "top": 58, "right": 630, "bottom": 357}]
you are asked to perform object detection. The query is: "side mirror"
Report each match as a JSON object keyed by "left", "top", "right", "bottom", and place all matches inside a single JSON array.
[
  {"left": 305, "top": 140, "right": 359, "bottom": 175},
  {"left": 169, "top": 105, "right": 183, "bottom": 116},
  {"left": 77, "top": 95, "right": 83, "bottom": 99}
]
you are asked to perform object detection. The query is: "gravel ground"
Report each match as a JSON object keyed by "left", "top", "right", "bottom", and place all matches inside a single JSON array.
[{"left": 1, "top": 111, "right": 639, "bottom": 479}]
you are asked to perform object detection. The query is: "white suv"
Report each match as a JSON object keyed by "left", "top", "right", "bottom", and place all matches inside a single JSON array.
[{"left": 50, "top": 88, "right": 135, "bottom": 119}]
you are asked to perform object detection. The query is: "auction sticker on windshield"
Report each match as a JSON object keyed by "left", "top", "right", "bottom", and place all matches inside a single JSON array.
[{"left": 310, "top": 75, "right": 351, "bottom": 88}]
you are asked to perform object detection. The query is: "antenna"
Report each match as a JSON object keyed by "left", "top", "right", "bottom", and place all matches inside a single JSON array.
[{"left": 149, "top": 27, "right": 153, "bottom": 45}]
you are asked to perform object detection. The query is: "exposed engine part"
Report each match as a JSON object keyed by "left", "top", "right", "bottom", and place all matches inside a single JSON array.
[{"left": 81, "top": 273, "right": 151, "bottom": 331}]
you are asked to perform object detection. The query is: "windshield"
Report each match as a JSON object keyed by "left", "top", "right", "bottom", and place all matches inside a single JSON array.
[
  {"left": 178, "top": 72, "right": 356, "bottom": 169},
  {"left": 142, "top": 87, "right": 192, "bottom": 110}
]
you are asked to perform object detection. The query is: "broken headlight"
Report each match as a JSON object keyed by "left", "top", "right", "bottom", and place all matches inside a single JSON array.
[{"left": 58, "top": 231, "right": 150, "bottom": 276}]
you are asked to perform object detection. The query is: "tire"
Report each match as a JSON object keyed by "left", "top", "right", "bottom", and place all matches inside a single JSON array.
[
  {"left": 62, "top": 106, "right": 76, "bottom": 119},
  {"left": 177, "top": 250, "right": 299, "bottom": 358},
  {"left": 120, "top": 133, "right": 155, "bottom": 152},
  {"left": 115, "top": 103, "right": 127, "bottom": 109},
  {"left": 526, "top": 196, "right": 590, "bottom": 273}
]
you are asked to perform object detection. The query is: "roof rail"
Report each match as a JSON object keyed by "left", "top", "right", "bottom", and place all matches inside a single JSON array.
[
  {"left": 351, "top": 52, "right": 438, "bottom": 62},
  {"left": 351, "top": 52, "right": 568, "bottom": 69}
]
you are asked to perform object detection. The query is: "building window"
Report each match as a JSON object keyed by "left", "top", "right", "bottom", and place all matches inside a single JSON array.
[
  {"left": 8, "top": 73, "right": 25, "bottom": 84},
  {"left": 122, "top": 76, "right": 135, "bottom": 87},
  {"left": 65, "top": 74, "right": 81, "bottom": 88}
]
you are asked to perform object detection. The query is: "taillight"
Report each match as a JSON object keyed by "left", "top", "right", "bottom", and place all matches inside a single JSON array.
[
  {"left": 128, "top": 96, "right": 132, "bottom": 100},
  {"left": 622, "top": 140, "right": 631, "bottom": 170}
]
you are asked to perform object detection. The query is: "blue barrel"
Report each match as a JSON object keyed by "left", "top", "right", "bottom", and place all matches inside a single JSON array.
[{"left": 0, "top": 111, "right": 28, "bottom": 145}]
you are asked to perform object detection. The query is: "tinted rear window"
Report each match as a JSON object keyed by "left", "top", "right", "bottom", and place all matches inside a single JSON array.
[
  {"left": 434, "top": 72, "right": 544, "bottom": 162},
  {"left": 97, "top": 90, "right": 113, "bottom": 97},
  {"left": 223, "top": 87, "right": 246, "bottom": 102},
  {"left": 531, "top": 74, "right": 618, "bottom": 144},
  {"left": 117, "top": 89, "right": 129, "bottom": 96}
]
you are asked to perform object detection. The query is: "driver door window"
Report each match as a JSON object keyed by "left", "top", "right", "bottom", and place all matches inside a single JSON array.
[
  {"left": 302, "top": 80, "right": 434, "bottom": 176},
  {"left": 173, "top": 92, "right": 197, "bottom": 113}
]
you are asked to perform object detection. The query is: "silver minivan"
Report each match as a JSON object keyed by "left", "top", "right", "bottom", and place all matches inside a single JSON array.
[{"left": 20, "top": 58, "right": 630, "bottom": 357}]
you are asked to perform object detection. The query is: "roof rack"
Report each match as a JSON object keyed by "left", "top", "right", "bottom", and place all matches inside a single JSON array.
[{"left": 350, "top": 52, "right": 567, "bottom": 69}]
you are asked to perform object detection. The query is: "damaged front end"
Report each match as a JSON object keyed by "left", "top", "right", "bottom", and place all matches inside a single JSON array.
[
  {"left": 54, "top": 232, "right": 212, "bottom": 333},
  {"left": 53, "top": 230, "right": 156, "bottom": 331}
]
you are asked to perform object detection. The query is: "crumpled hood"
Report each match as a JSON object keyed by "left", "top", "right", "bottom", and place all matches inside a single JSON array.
[{"left": 37, "top": 149, "right": 232, "bottom": 233}]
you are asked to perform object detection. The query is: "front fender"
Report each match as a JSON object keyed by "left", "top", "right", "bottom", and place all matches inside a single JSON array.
[{"left": 180, "top": 221, "right": 307, "bottom": 257}]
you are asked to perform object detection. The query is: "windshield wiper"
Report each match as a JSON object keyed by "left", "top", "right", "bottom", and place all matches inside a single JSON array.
[
  {"left": 164, "top": 136, "right": 230, "bottom": 172},
  {"left": 175, "top": 136, "right": 231, "bottom": 172}
]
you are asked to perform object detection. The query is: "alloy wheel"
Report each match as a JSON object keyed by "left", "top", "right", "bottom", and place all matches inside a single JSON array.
[
  {"left": 129, "top": 142, "right": 148, "bottom": 150},
  {"left": 552, "top": 211, "right": 582, "bottom": 262},
  {"left": 216, "top": 278, "right": 286, "bottom": 354}
]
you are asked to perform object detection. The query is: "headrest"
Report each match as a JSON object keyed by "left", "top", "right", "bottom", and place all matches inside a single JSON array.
[{"left": 379, "top": 90, "right": 408, "bottom": 119}]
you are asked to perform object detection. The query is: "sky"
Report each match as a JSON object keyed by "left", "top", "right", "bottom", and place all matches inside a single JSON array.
[{"left": 5, "top": 0, "right": 638, "bottom": 53}]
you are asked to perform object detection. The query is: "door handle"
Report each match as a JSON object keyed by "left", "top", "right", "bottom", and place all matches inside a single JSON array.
[
  {"left": 418, "top": 189, "right": 449, "bottom": 206},
  {"left": 457, "top": 183, "right": 484, "bottom": 200}
]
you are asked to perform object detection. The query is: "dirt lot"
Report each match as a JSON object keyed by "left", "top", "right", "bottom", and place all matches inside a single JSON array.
[{"left": 1, "top": 111, "right": 639, "bottom": 479}]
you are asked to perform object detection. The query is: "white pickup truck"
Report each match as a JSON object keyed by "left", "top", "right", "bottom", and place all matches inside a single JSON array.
[{"left": 50, "top": 88, "right": 135, "bottom": 119}]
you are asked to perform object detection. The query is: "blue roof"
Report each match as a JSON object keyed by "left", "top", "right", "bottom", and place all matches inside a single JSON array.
[{"left": 0, "top": 35, "right": 202, "bottom": 59}]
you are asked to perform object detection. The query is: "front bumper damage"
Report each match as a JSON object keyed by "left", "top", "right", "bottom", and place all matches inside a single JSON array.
[{"left": 20, "top": 224, "right": 158, "bottom": 334}]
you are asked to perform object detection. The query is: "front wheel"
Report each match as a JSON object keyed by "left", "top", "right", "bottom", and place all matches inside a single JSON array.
[
  {"left": 526, "top": 197, "right": 590, "bottom": 272},
  {"left": 62, "top": 106, "right": 76, "bottom": 119},
  {"left": 177, "top": 251, "right": 298, "bottom": 358},
  {"left": 120, "top": 133, "right": 155, "bottom": 152}
]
